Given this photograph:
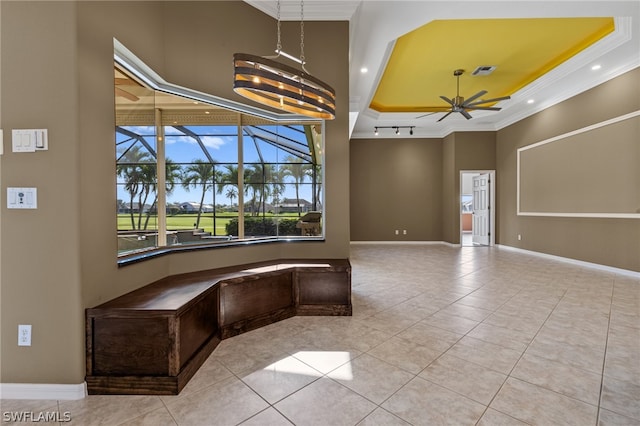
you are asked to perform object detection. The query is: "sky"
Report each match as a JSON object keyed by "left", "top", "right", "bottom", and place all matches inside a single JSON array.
[{"left": 116, "top": 125, "right": 320, "bottom": 207}]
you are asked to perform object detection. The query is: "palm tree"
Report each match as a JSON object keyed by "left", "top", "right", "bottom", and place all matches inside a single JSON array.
[
  {"left": 269, "top": 167, "right": 286, "bottom": 215},
  {"left": 306, "top": 163, "right": 322, "bottom": 211},
  {"left": 116, "top": 145, "right": 153, "bottom": 229},
  {"left": 182, "top": 159, "right": 216, "bottom": 228},
  {"left": 217, "top": 165, "right": 239, "bottom": 210},
  {"left": 143, "top": 159, "right": 182, "bottom": 230},
  {"left": 244, "top": 163, "right": 266, "bottom": 216},
  {"left": 225, "top": 187, "right": 238, "bottom": 209},
  {"left": 281, "top": 156, "right": 312, "bottom": 216}
]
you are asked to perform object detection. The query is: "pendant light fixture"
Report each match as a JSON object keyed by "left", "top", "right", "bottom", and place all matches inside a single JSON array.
[{"left": 233, "top": 0, "right": 336, "bottom": 120}]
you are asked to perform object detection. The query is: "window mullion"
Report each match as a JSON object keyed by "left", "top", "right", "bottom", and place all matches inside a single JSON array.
[
  {"left": 156, "top": 108, "right": 167, "bottom": 246},
  {"left": 237, "top": 113, "right": 244, "bottom": 239}
]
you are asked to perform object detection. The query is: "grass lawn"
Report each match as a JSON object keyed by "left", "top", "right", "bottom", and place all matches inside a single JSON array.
[{"left": 118, "top": 212, "right": 302, "bottom": 235}]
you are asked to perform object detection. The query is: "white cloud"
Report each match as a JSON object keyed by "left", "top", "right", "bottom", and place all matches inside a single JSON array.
[{"left": 165, "top": 135, "right": 226, "bottom": 150}]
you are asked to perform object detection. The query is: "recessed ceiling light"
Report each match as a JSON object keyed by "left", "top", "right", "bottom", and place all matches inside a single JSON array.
[
  {"left": 527, "top": 99, "right": 535, "bottom": 104},
  {"left": 591, "top": 64, "right": 602, "bottom": 70},
  {"left": 360, "top": 67, "right": 368, "bottom": 74}
]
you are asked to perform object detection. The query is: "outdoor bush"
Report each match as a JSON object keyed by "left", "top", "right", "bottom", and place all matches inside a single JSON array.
[{"left": 225, "top": 217, "right": 300, "bottom": 236}]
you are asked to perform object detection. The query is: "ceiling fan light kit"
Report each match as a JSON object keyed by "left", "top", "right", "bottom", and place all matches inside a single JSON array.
[{"left": 419, "top": 68, "right": 510, "bottom": 122}]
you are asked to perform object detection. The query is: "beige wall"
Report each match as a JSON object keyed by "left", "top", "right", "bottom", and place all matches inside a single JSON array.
[
  {"left": 350, "top": 138, "right": 443, "bottom": 241},
  {"left": 349, "top": 69, "right": 638, "bottom": 270},
  {"left": 350, "top": 132, "right": 496, "bottom": 243},
  {"left": 443, "top": 132, "right": 497, "bottom": 243},
  {"left": 497, "top": 67, "right": 640, "bottom": 272},
  {"left": 1, "top": 1, "right": 349, "bottom": 385}
]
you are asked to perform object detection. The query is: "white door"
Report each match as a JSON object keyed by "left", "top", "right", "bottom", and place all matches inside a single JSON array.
[{"left": 472, "top": 173, "right": 490, "bottom": 245}]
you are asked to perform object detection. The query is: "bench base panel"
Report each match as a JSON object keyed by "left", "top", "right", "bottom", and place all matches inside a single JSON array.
[{"left": 86, "top": 259, "right": 351, "bottom": 395}]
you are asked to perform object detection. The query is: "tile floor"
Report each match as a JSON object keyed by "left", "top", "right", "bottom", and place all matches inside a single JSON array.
[{"left": 2, "top": 243, "right": 639, "bottom": 425}]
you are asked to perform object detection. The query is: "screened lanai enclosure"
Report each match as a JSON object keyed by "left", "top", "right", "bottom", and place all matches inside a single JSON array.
[{"left": 115, "top": 64, "right": 324, "bottom": 256}]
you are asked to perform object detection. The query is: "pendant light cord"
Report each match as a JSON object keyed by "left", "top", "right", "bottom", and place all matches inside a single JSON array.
[{"left": 276, "top": 0, "right": 282, "bottom": 53}]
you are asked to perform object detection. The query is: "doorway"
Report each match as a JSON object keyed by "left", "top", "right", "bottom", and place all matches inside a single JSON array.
[{"left": 460, "top": 170, "right": 495, "bottom": 247}]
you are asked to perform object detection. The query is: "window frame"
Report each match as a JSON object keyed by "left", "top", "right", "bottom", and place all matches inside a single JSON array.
[{"left": 115, "top": 39, "right": 325, "bottom": 266}]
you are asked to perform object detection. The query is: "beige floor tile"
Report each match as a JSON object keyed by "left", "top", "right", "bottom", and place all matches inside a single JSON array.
[
  {"left": 476, "top": 408, "right": 529, "bottom": 426},
  {"left": 600, "top": 375, "right": 640, "bottom": 421},
  {"left": 511, "top": 352, "right": 602, "bottom": 405},
  {"left": 420, "top": 311, "right": 480, "bottom": 335},
  {"left": 119, "top": 406, "right": 177, "bottom": 426},
  {"left": 382, "top": 376, "right": 486, "bottom": 425},
  {"left": 609, "top": 309, "right": 640, "bottom": 330},
  {"left": 326, "top": 322, "right": 395, "bottom": 354},
  {"left": 274, "top": 377, "right": 376, "bottom": 426},
  {"left": 440, "top": 303, "right": 493, "bottom": 322},
  {"left": 8, "top": 245, "right": 640, "bottom": 425},
  {"left": 291, "top": 349, "right": 360, "bottom": 374},
  {"left": 327, "top": 353, "right": 414, "bottom": 404},
  {"left": 173, "top": 356, "right": 233, "bottom": 398},
  {"left": 240, "top": 354, "right": 322, "bottom": 404},
  {"left": 490, "top": 377, "right": 598, "bottom": 426},
  {"left": 164, "top": 376, "right": 268, "bottom": 425},
  {"left": 456, "top": 294, "right": 506, "bottom": 311},
  {"left": 445, "top": 336, "right": 522, "bottom": 374},
  {"left": 365, "top": 310, "right": 421, "bottom": 335},
  {"left": 419, "top": 353, "right": 507, "bottom": 405},
  {"left": 239, "top": 407, "right": 294, "bottom": 426},
  {"left": 466, "top": 322, "right": 531, "bottom": 352},
  {"left": 366, "top": 336, "right": 443, "bottom": 374},
  {"left": 0, "top": 399, "right": 60, "bottom": 425},
  {"left": 526, "top": 333, "right": 605, "bottom": 374},
  {"left": 598, "top": 408, "right": 640, "bottom": 426},
  {"left": 356, "top": 408, "right": 411, "bottom": 426},
  {"left": 482, "top": 311, "right": 545, "bottom": 337},
  {"left": 604, "top": 346, "right": 640, "bottom": 386},
  {"left": 395, "top": 321, "right": 462, "bottom": 353},
  {"left": 59, "top": 395, "right": 164, "bottom": 426}
]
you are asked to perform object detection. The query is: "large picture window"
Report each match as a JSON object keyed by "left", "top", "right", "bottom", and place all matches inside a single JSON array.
[{"left": 115, "top": 44, "right": 324, "bottom": 258}]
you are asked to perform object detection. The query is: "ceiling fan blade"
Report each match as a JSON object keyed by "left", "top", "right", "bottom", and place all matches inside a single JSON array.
[
  {"left": 115, "top": 87, "right": 139, "bottom": 102},
  {"left": 464, "top": 106, "right": 502, "bottom": 111},
  {"left": 466, "top": 95, "right": 511, "bottom": 107},
  {"left": 461, "top": 110, "right": 473, "bottom": 120},
  {"left": 440, "top": 95, "right": 455, "bottom": 106},
  {"left": 462, "top": 90, "right": 487, "bottom": 106},
  {"left": 416, "top": 111, "right": 440, "bottom": 119},
  {"left": 115, "top": 77, "right": 140, "bottom": 86},
  {"left": 437, "top": 111, "right": 453, "bottom": 122}
]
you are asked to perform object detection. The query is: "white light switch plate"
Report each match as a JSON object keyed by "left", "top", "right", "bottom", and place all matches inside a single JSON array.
[
  {"left": 12, "top": 129, "right": 48, "bottom": 152},
  {"left": 7, "top": 187, "right": 38, "bottom": 209}
]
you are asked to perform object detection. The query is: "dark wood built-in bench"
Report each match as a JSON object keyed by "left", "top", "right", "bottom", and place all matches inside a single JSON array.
[{"left": 85, "top": 259, "right": 351, "bottom": 395}]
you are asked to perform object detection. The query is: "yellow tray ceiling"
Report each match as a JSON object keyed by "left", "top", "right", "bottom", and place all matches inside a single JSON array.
[{"left": 370, "top": 18, "right": 614, "bottom": 113}]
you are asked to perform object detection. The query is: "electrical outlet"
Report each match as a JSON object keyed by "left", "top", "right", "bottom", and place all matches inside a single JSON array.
[
  {"left": 18, "top": 324, "right": 32, "bottom": 346},
  {"left": 395, "top": 230, "right": 399, "bottom": 235},
  {"left": 403, "top": 230, "right": 407, "bottom": 235},
  {"left": 518, "top": 234, "right": 522, "bottom": 241}
]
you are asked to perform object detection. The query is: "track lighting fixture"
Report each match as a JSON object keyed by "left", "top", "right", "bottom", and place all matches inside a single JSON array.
[{"left": 373, "top": 126, "right": 415, "bottom": 136}]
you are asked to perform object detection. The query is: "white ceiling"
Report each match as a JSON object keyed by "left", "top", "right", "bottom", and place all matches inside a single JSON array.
[{"left": 244, "top": 1, "right": 640, "bottom": 139}]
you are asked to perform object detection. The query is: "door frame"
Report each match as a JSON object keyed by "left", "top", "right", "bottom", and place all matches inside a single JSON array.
[{"left": 460, "top": 170, "right": 496, "bottom": 246}]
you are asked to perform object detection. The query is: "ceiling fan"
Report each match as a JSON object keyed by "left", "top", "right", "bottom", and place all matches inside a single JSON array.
[{"left": 418, "top": 69, "right": 510, "bottom": 122}]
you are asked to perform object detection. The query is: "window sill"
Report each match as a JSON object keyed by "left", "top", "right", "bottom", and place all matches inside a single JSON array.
[{"left": 117, "top": 237, "right": 325, "bottom": 267}]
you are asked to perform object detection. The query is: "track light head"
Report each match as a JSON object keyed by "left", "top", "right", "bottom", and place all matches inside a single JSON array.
[{"left": 373, "top": 125, "right": 415, "bottom": 136}]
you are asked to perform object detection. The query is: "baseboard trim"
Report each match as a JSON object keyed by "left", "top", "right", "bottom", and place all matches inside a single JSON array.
[
  {"left": 350, "top": 241, "right": 460, "bottom": 247},
  {"left": 496, "top": 244, "right": 640, "bottom": 278},
  {"left": 0, "top": 382, "right": 86, "bottom": 400}
]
